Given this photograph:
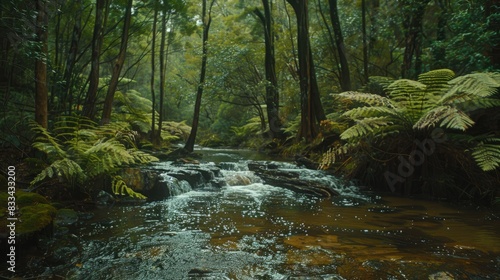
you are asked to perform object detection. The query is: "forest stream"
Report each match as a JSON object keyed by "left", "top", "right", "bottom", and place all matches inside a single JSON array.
[{"left": 22, "top": 149, "right": 500, "bottom": 279}]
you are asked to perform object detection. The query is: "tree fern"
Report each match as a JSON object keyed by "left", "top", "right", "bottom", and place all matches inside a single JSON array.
[{"left": 321, "top": 69, "right": 500, "bottom": 200}]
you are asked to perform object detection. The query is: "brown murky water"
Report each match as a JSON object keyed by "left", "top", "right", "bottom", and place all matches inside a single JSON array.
[
  {"left": 65, "top": 174, "right": 499, "bottom": 279},
  {"left": 23, "top": 149, "right": 500, "bottom": 279}
]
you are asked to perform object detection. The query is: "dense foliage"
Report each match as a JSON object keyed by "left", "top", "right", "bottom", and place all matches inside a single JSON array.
[{"left": 320, "top": 69, "right": 500, "bottom": 201}]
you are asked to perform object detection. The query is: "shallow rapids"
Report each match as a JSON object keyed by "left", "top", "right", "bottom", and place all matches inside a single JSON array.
[{"left": 27, "top": 149, "right": 500, "bottom": 279}]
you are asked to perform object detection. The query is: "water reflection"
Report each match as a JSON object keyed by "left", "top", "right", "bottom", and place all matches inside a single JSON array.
[
  {"left": 61, "top": 152, "right": 500, "bottom": 279},
  {"left": 69, "top": 180, "right": 500, "bottom": 279}
]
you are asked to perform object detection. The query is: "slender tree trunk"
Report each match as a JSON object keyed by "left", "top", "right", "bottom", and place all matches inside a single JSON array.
[
  {"left": 185, "top": 0, "right": 215, "bottom": 152},
  {"left": 82, "top": 0, "right": 107, "bottom": 120},
  {"left": 62, "top": 0, "right": 82, "bottom": 115},
  {"left": 328, "top": 0, "right": 351, "bottom": 91},
  {"left": 254, "top": 0, "right": 282, "bottom": 139},
  {"left": 361, "top": 0, "right": 369, "bottom": 83},
  {"left": 35, "top": 0, "right": 48, "bottom": 128},
  {"left": 101, "top": 0, "right": 133, "bottom": 125},
  {"left": 158, "top": 8, "right": 169, "bottom": 143},
  {"left": 486, "top": 0, "right": 500, "bottom": 68},
  {"left": 150, "top": 5, "right": 159, "bottom": 145},
  {"left": 401, "top": 0, "right": 429, "bottom": 79}
]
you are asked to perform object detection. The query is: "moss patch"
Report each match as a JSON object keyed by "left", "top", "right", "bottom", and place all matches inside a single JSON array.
[
  {"left": 16, "top": 190, "right": 50, "bottom": 206},
  {"left": 0, "top": 190, "right": 56, "bottom": 236},
  {"left": 17, "top": 204, "right": 57, "bottom": 235}
]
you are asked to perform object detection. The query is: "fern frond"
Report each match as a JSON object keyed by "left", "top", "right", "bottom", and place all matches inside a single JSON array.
[
  {"left": 342, "top": 106, "right": 401, "bottom": 120},
  {"left": 338, "top": 91, "right": 395, "bottom": 107},
  {"left": 319, "top": 142, "right": 359, "bottom": 169},
  {"left": 128, "top": 149, "right": 159, "bottom": 164},
  {"left": 470, "top": 138, "right": 500, "bottom": 171},
  {"left": 386, "top": 79, "right": 427, "bottom": 101},
  {"left": 30, "top": 158, "right": 85, "bottom": 188},
  {"left": 417, "top": 69, "right": 455, "bottom": 95},
  {"left": 414, "top": 106, "right": 475, "bottom": 131},
  {"left": 444, "top": 72, "right": 500, "bottom": 102},
  {"left": 340, "top": 117, "right": 393, "bottom": 140},
  {"left": 30, "top": 122, "right": 67, "bottom": 158},
  {"left": 111, "top": 176, "right": 147, "bottom": 200}
]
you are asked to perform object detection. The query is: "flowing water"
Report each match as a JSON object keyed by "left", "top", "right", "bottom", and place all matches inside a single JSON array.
[{"left": 31, "top": 149, "right": 500, "bottom": 279}]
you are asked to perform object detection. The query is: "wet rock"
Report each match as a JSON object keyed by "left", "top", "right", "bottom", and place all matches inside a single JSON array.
[
  {"left": 225, "top": 174, "right": 254, "bottom": 186},
  {"left": 119, "top": 168, "right": 172, "bottom": 200},
  {"left": 295, "top": 155, "right": 319, "bottom": 170},
  {"left": 54, "top": 208, "right": 79, "bottom": 227},
  {"left": 188, "top": 268, "right": 213, "bottom": 275},
  {"left": 429, "top": 271, "right": 454, "bottom": 280},
  {"left": 119, "top": 164, "right": 225, "bottom": 200},
  {"left": 248, "top": 162, "right": 339, "bottom": 197},
  {"left": 167, "top": 169, "right": 205, "bottom": 189},
  {"left": 95, "top": 190, "right": 115, "bottom": 205}
]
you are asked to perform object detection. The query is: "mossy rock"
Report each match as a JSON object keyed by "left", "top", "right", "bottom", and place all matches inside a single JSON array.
[
  {"left": 16, "top": 190, "right": 50, "bottom": 207},
  {"left": 17, "top": 204, "right": 57, "bottom": 235},
  {"left": 0, "top": 190, "right": 55, "bottom": 237}
]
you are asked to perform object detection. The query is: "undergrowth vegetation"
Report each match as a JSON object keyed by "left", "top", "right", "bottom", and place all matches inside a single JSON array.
[
  {"left": 319, "top": 69, "right": 500, "bottom": 202},
  {"left": 30, "top": 116, "right": 159, "bottom": 200}
]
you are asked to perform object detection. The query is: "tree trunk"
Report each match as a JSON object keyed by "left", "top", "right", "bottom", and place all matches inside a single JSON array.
[
  {"left": 486, "top": 0, "right": 500, "bottom": 68},
  {"left": 150, "top": 5, "right": 159, "bottom": 145},
  {"left": 286, "top": 0, "right": 323, "bottom": 141},
  {"left": 401, "top": 0, "right": 429, "bottom": 79},
  {"left": 254, "top": 0, "right": 282, "bottom": 139},
  {"left": 82, "top": 0, "right": 107, "bottom": 120},
  {"left": 328, "top": 0, "right": 351, "bottom": 91},
  {"left": 35, "top": 0, "right": 48, "bottom": 129},
  {"left": 62, "top": 0, "right": 82, "bottom": 115},
  {"left": 185, "top": 0, "right": 215, "bottom": 152},
  {"left": 158, "top": 7, "right": 170, "bottom": 144},
  {"left": 361, "top": 0, "right": 369, "bottom": 83},
  {"left": 101, "top": 0, "right": 133, "bottom": 125}
]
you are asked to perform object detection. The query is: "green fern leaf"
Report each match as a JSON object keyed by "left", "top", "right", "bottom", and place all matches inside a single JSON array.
[
  {"left": 30, "top": 158, "right": 85, "bottom": 188},
  {"left": 112, "top": 176, "right": 147, "bottom": 199},
  {"left": 471, "top": 140, "right": 500, "bottom": 171},
  {"left": 417, "top": 69, "right": 455, "bottom": 95},
  {"left": 414, "top": 106, "right": 475, "bottom": 130},
  {"left": 338, "top": 91, "right": 395, "bottom": 107},
  {"left": 342, "top": 106, "right": 401, "bottom": 120},
  {"left": 340, "top": 117, "right": 392, "bottom": 140},
  {"left": 444, "top": 72, "right": 500, "bottom": 102}
]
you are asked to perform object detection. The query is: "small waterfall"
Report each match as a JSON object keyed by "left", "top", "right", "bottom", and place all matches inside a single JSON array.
[
  {"left": 151, "top": 158, "right": 367, "bottom": 200},
  {"left": 160, "top": 174, "right": 193, "bottom": 197},
  {"left": 218, "top": 161, "right": 262, "bottom": 186}
]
